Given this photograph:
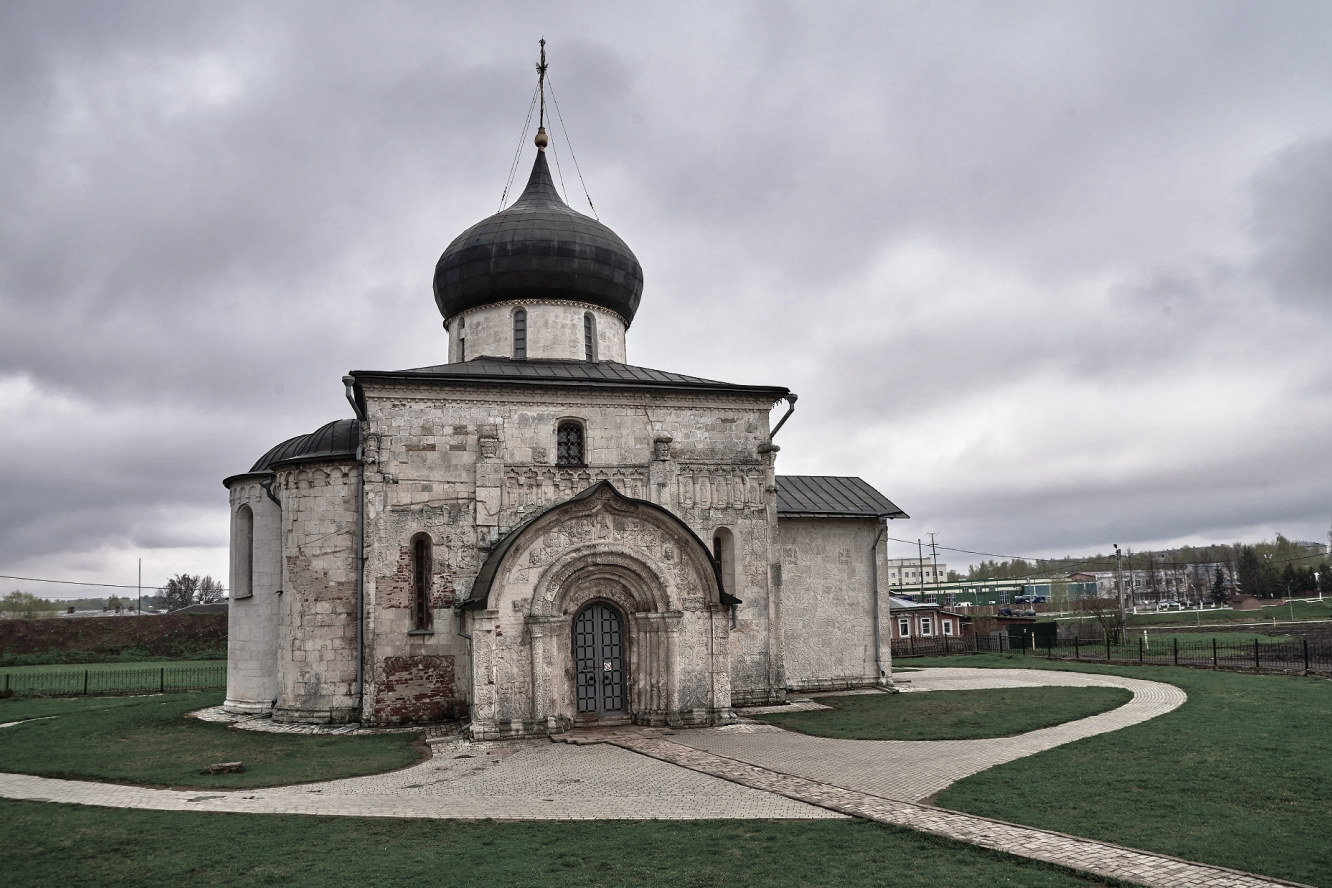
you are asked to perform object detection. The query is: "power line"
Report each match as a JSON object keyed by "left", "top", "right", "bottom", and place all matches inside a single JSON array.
[
  {"left": 1, "top": 573, "right": 226, "bottom": 595},
  {"left": 545, "top": 74, "right": 598, "bottom": 220}
]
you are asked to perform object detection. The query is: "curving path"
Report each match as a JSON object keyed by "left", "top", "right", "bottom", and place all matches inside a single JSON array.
[
  {"left": 672, "top": 666, "right": 1189, "bottom": 802},
  {"left": 6, "top": 667, "right": 1307, "bottom": 887}
]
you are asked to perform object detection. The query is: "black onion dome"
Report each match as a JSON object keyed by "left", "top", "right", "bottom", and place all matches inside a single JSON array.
[{"left": 433, "top": 151, "right": 644, "bottom": 325}]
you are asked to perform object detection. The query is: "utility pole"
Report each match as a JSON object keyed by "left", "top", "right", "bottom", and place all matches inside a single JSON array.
[
  {"left": 1114, "top": 544, "right": 1126, "bottom": 642},
  {"left": 917, "top": 539, "right": 926, "bottom": 600},
  {"left": 137, "top": 558, "right": 141, "bottom": 615},
  {"left": 927, "top": 532, "right": 942, "bottom": 603}
]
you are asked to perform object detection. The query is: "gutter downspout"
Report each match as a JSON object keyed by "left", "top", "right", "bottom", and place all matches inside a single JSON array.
[
  {"left": 344, "top": 377, "right": 367, "bottom": 724},
  {"left": 870, "top": 518, "right": 888, "bottom": 687},
  {"left": 454, "top": 604, "right": 473, "bottom": 734},
  {"left": 769, "top": 393, "right": 798, "bottom": 438}
]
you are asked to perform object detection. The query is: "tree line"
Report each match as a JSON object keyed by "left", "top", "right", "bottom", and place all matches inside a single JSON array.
[
  {"left": 0, "top": 573, "right": 226, "bottom": 619},
  {"left": 968, "top": 533, "right": 1330, "bottom": 601}
]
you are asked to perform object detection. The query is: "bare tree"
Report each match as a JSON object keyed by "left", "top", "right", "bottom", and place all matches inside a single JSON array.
[{"left": 198, "top": 576, "right": 225, "bottom": 603}]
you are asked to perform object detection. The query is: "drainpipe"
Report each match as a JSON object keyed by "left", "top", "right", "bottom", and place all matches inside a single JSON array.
[
  {"left": 870, "top": 518, "right": 887, "bottom": 685},
  {"left": 454, "top": 604, "right": 474, "bottom": 732},
  {"left": 769, "top": 393, "right": 798, "bottom": 439},
  {"left": 344, "top": 377, "right": 367, "bottom": 723}
]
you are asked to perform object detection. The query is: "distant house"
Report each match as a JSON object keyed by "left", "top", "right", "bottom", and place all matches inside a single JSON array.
[{"left": 888, "top": 595, "right": 969, "bottom": 640}]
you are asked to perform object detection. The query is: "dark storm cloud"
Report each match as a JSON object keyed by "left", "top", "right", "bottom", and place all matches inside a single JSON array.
[{"left": 2, "top": 1, "right": 1332, "bottom": 592}]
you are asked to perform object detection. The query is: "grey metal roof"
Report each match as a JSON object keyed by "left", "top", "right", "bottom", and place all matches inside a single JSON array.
[
  {"left": 776, "top": 475, "right": 908, "bottom": 520},
  {"left": 224, "top": 418, "right": 360, "bottom": 486},
  {"left": 351, "top": 358, "right": 790, "bottom": 400},
  {"left": 434, "top": 150, "right": 644, "bottom": 325}
]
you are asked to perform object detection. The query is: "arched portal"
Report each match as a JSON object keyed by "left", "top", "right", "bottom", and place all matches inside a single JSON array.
[{"left": 573, "top": 602, "right": 624, "bottom": 714}]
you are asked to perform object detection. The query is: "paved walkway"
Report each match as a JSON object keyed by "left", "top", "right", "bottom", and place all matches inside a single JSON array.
[
  {"left": 680, "top": 666, "right": 1189, "bottom": 802},
  {"left": 0, "top": 667, "right": 1312, "bottom": 888}
]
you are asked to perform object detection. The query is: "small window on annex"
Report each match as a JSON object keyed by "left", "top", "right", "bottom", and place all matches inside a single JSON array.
[
  {"left": 898, "top": 618, "right": 910, "bottom": 637},
  {"left": 583, "top": 312, "right": 597, "bottom": 362},
  {"left": 513, "top": 308, "right": 527, "bottom": 360},
  {"left": 235, "top": 504, "right": 254, "bottom": 599},
  {"left": 556, "top": 421, "right": 585, "bottom": 466},
  {"left": 942, "top": 619, "right": 954, "bottom": 636},
  {"left": 410, "top": 534, "right": 433, "bottom": 632},
  {"left": 920, "top": 617, "right": 933, "bottom": 636}
]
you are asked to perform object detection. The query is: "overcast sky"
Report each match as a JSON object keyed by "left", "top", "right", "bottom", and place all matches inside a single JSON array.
[{"left": 3, "top": 1, "right": 1331, "bottom": 597}]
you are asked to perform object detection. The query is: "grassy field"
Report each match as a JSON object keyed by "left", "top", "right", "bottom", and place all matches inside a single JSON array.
[
  {"left": 0, "top": 691, "right": 423, "bottom": 789},
  {"left": 753, "top": 686, "right": 1131, "bottom": 740},
  {"left": 909, "top": 655, "right": 1332, "bottom": 887},
  {"left": 1054, "top": 597, "right": 1332, "bottom": 630},
  {"left": 1, "top": 659, "right": 224, "bottom": 675},
  {"left": 0, "top": 800, "right": 1136, "bottom": 888}
]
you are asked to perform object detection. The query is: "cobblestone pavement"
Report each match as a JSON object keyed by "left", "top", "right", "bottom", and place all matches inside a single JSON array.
[{"left": 692, "top": 666, "right": 1189, "bottom": 802}]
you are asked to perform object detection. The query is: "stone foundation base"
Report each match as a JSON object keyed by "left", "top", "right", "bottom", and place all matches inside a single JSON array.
[
  {"left": 273, "top": 706, "right": 358, "bottom": 725},
  {"left": 222, "top": 697, "right": 274, "bottom": 716},
  {"left": 786, "top": 676, "right": 880, "bottom": 694}
]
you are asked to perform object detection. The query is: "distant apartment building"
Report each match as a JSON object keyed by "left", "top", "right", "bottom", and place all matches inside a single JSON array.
[{"left": 884, "top": 558, "right": 948, "bottom": 590}]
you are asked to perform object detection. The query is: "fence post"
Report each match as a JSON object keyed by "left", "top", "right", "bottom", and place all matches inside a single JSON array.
[
  {"left": 1304, "top": 638, "right": 1310, "bottom": 671},
  {"left": 160, "top": 667, "right": 165, "bottom": 693},
  {"left": 1106, "top": 637, "right": 1111, "bottom": 662},
  {"left": 1254, "top": 639, "right": 1259, "bottom": 670},
  {"left": 1213, "top": 638, "right": 1218, "bottom": 668},
  {"left": 944, "top": 636, "right": 949, "bottom": 655},
  {"left": 1173, "top": 637, "right": 1178, "bottom": 666},
  {"left": 1075, "top": 637, "right": 1080, "bottom": 660},
  {"left": 1047, "top": 635, "right": 1053, "bottom": 658},
  {"left": 1139, "top": 637, "right": 1143, "bottom": 664},
  {"left": 83, "top": 670, "right": 89, "bottom": 695}
]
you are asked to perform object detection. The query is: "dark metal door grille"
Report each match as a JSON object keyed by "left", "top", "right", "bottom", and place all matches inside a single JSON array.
[{"left": 574, "top": 603, "right": 624, "bottom": 714}]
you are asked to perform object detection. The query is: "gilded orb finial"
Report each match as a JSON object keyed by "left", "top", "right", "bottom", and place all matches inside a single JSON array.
[{"left": 534, "top": 127, "right": 549, "bottom": 149}]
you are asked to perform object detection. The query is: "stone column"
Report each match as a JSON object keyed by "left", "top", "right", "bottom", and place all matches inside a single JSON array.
[
  {"left": 526, "top": 614, "right": 564, "bottom": 728},
  {"left": 664, "top": 611, "right": 683, "bottom": 725}
]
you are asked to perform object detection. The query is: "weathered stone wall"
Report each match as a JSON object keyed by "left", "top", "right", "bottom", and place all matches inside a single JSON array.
[
  {"left": 223, "top": 478, "right": 281, "bottom": 713},
  {"left": 446, "top": 300, "right": 627, "bottom": 363},
  {"left": 356, "top": 379, "right": 786, "bottom": 731},
  {"left": 273, "top": 461, "right": 360, "bottom": 723},
  {"left": 778, "top": 518, "right": 891, "bottom": 691}
]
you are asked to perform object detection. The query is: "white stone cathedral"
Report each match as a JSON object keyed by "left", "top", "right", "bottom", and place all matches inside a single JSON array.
[{"left": 223, "top": 118, "right": 907, "bottom": 739}]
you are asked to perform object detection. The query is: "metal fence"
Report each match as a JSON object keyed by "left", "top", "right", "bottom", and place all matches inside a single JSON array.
[
  {"left": 0, "top": 664, "right": 226, "bottom": 697},
  {"left": 891, "top": 634, "right": 1332, "bottom": 673}
]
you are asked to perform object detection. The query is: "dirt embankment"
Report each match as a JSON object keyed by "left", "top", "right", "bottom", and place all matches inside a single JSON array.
[{"left": 0, "top": 614, "right": 227, "bottom": 666}]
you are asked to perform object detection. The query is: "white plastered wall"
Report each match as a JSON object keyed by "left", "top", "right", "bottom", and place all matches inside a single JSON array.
[
  {"left": 224, "top": 479, "right": 282, "bottom": 713},
  {"left": 446, "top": 301, "right": 627, "bottom": 363}
]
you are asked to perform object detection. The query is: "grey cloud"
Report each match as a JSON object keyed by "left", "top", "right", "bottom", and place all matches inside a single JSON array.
[{"left": 3, "top": 1, "right": 1332, "bottom": 590}]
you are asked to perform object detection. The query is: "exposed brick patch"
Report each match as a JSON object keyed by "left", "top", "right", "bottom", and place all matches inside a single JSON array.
[{"left": 373, "top": 655, "right": 467, "bottom": 724}]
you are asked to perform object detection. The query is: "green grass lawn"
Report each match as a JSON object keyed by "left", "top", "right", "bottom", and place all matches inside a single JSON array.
[
  {"left": 0, "top": 691, "right": 423, "bottom": 789},
  {"left": 753, "top": 686, "right": 1131, "bottom": 740},
  {"left": 1059, "top": 597, "right": 1332, "bottom": 628},
  {"left": 0, "top": 658, "right": 223, "bottom": 675},
  {"left": 0, "top": 800, "right": 1135, "bottom": 888},
  {"left": 909, "top": 655, "right": 1332, "bottom": 887}
]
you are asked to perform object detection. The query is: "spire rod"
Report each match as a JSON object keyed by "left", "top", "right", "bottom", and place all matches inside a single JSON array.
[{"left": 534, "top": 38, "right": 549, "bottom": 150}]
